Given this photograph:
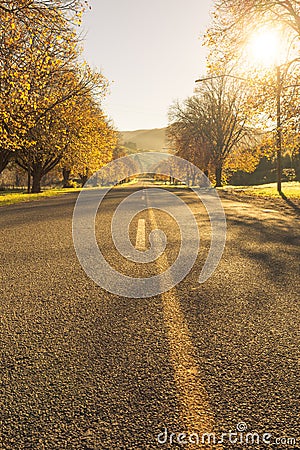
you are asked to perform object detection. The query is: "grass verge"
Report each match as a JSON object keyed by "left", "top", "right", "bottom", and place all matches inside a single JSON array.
[
  {"left": 220, "top": 181, "right": 300, "bottom": 199},
  {"left": 0, "top": 187, "right": 82, "bottom": 207},
  {"left": 0, "top": 181, "right": 139, "bottom": 207}
]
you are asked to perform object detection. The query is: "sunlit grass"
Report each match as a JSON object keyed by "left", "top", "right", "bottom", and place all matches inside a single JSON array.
[
  {"left": 2, "top": 181, "right": 299, "bottom": 207},
  {"left": 0, "top": 180, "right": 140, "bottom": 207},
  {"left": 221, "top": 182, "right": 300, "bottom": 198},
  {"left": 0, "top": 187, "right": 82, "bottom": 206}
]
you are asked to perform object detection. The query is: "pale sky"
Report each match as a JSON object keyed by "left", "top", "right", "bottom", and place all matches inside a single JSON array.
[{"left": 81, "top": 0, "right": 213, "bottom": 131}]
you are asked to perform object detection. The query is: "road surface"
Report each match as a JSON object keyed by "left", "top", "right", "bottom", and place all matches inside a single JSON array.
[{"left": 1, "top": 185, "right": 299, "bottom": 449}]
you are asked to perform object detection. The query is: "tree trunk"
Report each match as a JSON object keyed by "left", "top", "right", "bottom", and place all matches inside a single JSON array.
[
  {"left": 15, "top": 172, "right": 20, "bottom": 187},
  {"left": 62, "top": 167, "right": 72, "bottom": 188},
  {"left": 80, "top": 174, "right": 88, "bottom": 187},
  {"left": 215, "top": 165, "right": 223, "bottom": 187},
  {"left": 0, "top": 149, "right": 13, "bottom": 174},
  {"left": 191, "top": 170, "right": 196, "bottom": 186},
  {"left": 31, "top": 165, "right": 43, "bottom": 193},
  {"left": 79, "top": 168, "right": 89, "bottom": 187},
  {"left": 202, "top": 169, "right": 210, "bottom": 187}
]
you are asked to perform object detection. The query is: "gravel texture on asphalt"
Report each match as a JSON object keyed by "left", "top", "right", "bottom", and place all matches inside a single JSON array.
[{"left": 1, "top": 187, "right": 299, "bottom": 449}]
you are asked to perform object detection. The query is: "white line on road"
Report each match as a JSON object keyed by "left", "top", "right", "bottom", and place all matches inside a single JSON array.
[{"left": 135, "top": 218, "right": 146, "bottom": 251}]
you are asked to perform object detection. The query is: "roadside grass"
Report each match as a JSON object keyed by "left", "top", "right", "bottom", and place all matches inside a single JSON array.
[
  {"left": 0, "top": 187, "right": 83, "bottom": 206},
  {"left": 2, "top": 181, "right": 299, "bottom": 207},
  {"left": 220, "top": 181, "right": 300, "bottom": 199},
  {"left": 0, "top": 179, "right": 140, "bottom": 207}
]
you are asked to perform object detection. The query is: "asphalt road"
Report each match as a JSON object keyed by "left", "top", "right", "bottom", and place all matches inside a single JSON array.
[{"left": 1, "top": 185, "right": 299, "bottom": 449}]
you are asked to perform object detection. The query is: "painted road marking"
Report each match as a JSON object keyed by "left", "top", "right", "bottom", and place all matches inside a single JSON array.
[
  {"left": 135, "top": 218, "right": 146, "bottom": 251},
  {"left": 146, "top": 200, "right": 219, "bottom": 449}
]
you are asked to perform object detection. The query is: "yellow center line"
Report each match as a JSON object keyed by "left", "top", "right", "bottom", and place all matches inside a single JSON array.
[
  {"left": 135, "top": 218, "right": 146, "bottom": 251},
  {"left": 147, "top": 203, "right": 221, "bottom": 449}
]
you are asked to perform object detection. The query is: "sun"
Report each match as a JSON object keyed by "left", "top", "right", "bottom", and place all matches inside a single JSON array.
[{"left": 248, "top": 28, "right": 281, "bottom": 67}]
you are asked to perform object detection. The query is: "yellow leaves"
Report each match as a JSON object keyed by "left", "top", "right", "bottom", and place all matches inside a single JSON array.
[
  {"left": 0, "top": 0, "right": 115, "bottom": 175},
  {"left": 59, "top": 96, "right": 116, "bottom": 175},
  {"left": 20, "top": 91, "right": 28, "bottom": 101}
]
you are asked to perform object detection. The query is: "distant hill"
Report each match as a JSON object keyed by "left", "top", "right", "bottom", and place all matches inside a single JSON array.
[{"left": 120, "top": 128, "right": 168, "bottom": 152}]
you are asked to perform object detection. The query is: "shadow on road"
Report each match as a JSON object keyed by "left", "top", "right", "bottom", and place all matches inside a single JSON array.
[{"left": 280, "top": 191, "right": 300, "bottom": 216}]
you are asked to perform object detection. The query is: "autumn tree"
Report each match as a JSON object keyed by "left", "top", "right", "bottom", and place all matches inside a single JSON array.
[
  {"left": 0, "top": 0, "right": 86, "bottom": 174},
  {"left": 0, "top": 0, "right": 81, "bottom": 170},
  {"left": 0, "top": 0, "right": 117, "bottom": 193},
  {"left": 168, "top": 100, "right": 211, "bottom": 177},
  {"left": 60, "top": 96, "right": 117, "bottom": 187},
  {"left": 168, "top": 76, "right": 260, "bottom": 186},
  {"left": 205, "top": 0, "right": 300, "bottom": 67},
  {"left": 0, "top": 1, "right": 86, "bottom": 17},
  {"left": 15, "top": 65, "right": 110, "bottom": 192},
  {"left": 204, "top": 1, "right": 300, "bottom": 192}
]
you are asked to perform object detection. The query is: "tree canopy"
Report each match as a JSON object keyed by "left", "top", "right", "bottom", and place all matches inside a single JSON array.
[
  {"left": 169, "top": 0, "right": 300, "bottom": 188},
  {"left": 168, "top": 75, "right": 261, "bottom": 186},
  {"left": 0, "top": 0, "right": 116, "bottom": 192}
]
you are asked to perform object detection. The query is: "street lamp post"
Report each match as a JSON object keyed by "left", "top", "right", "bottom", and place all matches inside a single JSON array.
[
  {"left": 27, "top": 147, "right": 31, "bottom": 194},
  {"left": 276, "top": 65, "right": 282, "bottom": 193}
]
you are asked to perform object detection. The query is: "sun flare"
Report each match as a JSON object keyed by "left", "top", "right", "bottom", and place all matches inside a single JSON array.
[{"left": 248, "top": 29, "right": 281, "bottom": 67}]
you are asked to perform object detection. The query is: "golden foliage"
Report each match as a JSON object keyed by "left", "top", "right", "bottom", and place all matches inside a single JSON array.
[{"left": 0, "top": 0, "right": 116, "bottom": 191}]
